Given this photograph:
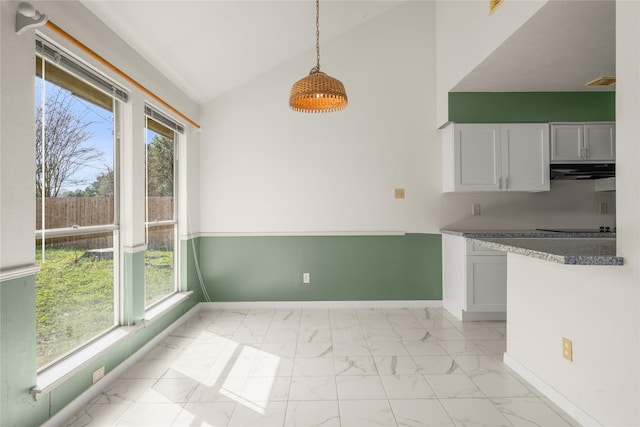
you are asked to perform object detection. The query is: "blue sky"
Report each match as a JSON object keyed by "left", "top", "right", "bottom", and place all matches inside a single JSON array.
[{"left": 35, "top": 77, "right": 114, "bottom": 194}]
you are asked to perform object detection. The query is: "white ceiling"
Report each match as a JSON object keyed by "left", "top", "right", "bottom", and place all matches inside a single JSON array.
[
  {"left": 453, "top": 0, "right": 615, "bottom": 92},
  {"left": 80, "top": 0, "right": 616, "bottom": 106},
  {"left": 80, "top": 0, "right": 404, "bottom": 105}
]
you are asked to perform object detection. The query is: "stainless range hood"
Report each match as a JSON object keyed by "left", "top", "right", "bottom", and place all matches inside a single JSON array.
[{"left": 550, "top": 163, "right": 615, "bottom": 180}]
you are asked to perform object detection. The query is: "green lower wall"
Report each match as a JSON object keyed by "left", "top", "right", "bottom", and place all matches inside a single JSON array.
[
  {"left": 198, "top": 233, "right": 442, "bottom": 302},
  {"left": 1, "top": 234, "right": 442, "bottom": 426},
  {"left": 0, "top": 237, "right": 201, "bottom": 427},
  {"left": 449, "top": 92, "right": 615, "bottom": 123}
]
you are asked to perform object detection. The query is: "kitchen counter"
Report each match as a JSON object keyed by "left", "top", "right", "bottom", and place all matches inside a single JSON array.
[{"left": 441, "top": 229, "right": 623, "bottom": 265}]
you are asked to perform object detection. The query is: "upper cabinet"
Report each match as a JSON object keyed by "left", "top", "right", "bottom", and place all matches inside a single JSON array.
[
  {"left": 550, "top": 122, "right": 615, "bottom": 163},
  {"left": 442, "top": 123, "right": 550, "bottom": 193}
]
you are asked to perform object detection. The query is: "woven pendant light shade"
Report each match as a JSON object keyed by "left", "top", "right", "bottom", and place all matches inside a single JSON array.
[
  {"left": 290, "top": 70, "right": 348, "bottom": 113},
  {"left": 289, "top": 0, "right": 347, "bottom": 113}
]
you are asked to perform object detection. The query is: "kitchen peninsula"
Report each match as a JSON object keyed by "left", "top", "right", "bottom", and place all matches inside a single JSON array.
[
  {"left": 442, "top": 228, "right": 626, "bottom": 425},
  {"left": 441, "top": 229, "right": 622, "bottom": 322}
]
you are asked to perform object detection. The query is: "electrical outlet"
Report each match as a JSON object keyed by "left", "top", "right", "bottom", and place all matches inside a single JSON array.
[
  {"left": 562, "top": 338, "right": 573, "bottom": 362},
  {"left": 394, "top": 188, "right": 405, "bottom": 199},
  {"left": 472, "top": 204, "right": 481, "bottom": 216},
  {"left": 303, "top": 273, "right": 310, "bottom": 284},
  {"left": 599, "top": 202, "right": 608, "bottom": 214},
  {"left": 92, "top": 366, "right": 105, "bottom": 384}
]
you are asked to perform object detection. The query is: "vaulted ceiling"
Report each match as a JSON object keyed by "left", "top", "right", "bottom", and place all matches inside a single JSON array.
[{"left": 81, "top": 0, "right": 615, "bottom": 106}]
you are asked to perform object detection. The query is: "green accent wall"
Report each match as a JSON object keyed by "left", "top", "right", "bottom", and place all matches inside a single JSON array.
[
  {"left": 0, "top": 275, "right": 46, "bottom": 427},
  {"left": 198, "top": 233, "right": 442, "bottom": 302},
  {"left": 122, "top": 251, "right": 145, "bottom": 325},
  {"left": 449, "top": 92, "right": 615, "bottom": 123},
  {"left": 0, "top": 237, "right": 202, "bottom": 426}
]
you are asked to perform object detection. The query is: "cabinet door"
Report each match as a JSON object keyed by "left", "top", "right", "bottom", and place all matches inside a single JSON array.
[
  {"left": 584, "top": 123, "right": 615, "bottom": 161},
  {"left": 550, "top": 124, "right": 583, "bottom": 162},
  {"left": 454, "top": 124, "right": 501, "bottom": 191},
  {"left": 466, "top": 255, "right": 507, "bottom": 313},
  {"left": 502, "top": 124, "right": 550, "bottom": 191}
]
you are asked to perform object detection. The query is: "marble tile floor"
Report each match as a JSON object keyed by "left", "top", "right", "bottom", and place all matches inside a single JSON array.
[{"left": 64, "top": 307, "right": 580, "bottom": 427}]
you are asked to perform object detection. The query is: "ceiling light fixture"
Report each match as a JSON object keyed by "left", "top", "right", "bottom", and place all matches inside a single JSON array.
[
  {"left": 585, "top": 76, "right": 616, "bottom": 87},
  {"left": 289, "top": 0, "right": 348, "bottom": 113}
]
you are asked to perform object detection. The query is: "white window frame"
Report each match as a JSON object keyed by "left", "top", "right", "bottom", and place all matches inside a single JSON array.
[
  {"left": 34, "top": 37, "right": 125, "bottom": 372},
  {"left": 144, "top": 105, "right": 182, "bottom": 310}
]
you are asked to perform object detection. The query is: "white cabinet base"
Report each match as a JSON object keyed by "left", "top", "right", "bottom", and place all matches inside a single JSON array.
[{"left": 442, "top": 234, "right": 507, "bottom": 322}]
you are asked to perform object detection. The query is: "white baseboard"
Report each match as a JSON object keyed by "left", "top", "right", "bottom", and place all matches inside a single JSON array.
[
  {"left": 200, "top": 300, "right": 443, "bottom": 310},
  {"left": 42, "top": 304, "right": 200, "bottom": 427},
  {"left": 503, "top": 352, "right": 602, "bottom": 427},
  {"left": 461, "top": 310, "right": 506, "bottom": 321}
]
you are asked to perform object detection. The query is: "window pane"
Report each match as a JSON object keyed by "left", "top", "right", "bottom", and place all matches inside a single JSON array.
[
  {"left": 145, "top": 119, "right": 174, "bottom": 222},
  {"left": 145, "top": 225, "right": 175, "bottom": 307},
  {"left": 35, "top": 62, "right": 115, "bottom": 229},
  {"left": 35, "top": 51, "right": 119, "bottom": 370},
  {"left": 36, "top": 232, "right": 116, "bottom": 368},
  {"left": 145, "top": 115, "right": 177, "bottom": 307}
]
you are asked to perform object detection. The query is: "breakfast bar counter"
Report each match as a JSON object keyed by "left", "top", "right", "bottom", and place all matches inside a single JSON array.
[{"left": 441, "top": 229, "right": 623, "bottom": 266}]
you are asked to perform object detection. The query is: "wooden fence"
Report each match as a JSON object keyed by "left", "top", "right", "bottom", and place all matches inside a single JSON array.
[{"left": 36, "top": 197, "right": 174, "bottom": 250}]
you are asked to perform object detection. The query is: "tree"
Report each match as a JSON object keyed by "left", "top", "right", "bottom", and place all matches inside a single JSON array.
[
  {"left": 82, "top": 168, "right": 114, "bottom": 197},
  {"left": 35, "top": 86, "right": 100, "bottom": 197},
  {"left": 146, "top": 135, "right": 174, "bottom": 197}
]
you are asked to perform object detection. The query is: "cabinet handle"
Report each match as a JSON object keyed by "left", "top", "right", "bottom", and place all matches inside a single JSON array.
[
  {"left": 505, "top": 177, "right": 509, "bottom": 189},
  {"left": 498, "top": 177, "right": 502, "bottom": 189},
  {"left": 585, "top": 147, "right": 590, "bottom": 159}
]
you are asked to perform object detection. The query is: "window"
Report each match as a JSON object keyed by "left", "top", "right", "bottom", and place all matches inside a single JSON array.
[
  {"left": 35, "top": 37, "right": 125, "bottom": 369},
  {"left": 144, "top": 106, "right": 180, "bottom": 308}
]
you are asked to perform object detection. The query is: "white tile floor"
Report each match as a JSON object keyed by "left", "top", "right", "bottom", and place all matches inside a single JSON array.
[{"left": 64, "top": 307, "right": 580, "bottom": 426}]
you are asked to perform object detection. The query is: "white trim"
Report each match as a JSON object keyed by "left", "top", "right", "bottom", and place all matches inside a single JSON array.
[
  {"left": 461, "top": 310, "right": 507, "bottom": 321},
  {"left": 0, "top": 264, "right": 40, "bottom": 282},
  {"left": 40, "top": 303, "right": 200, "bottom": 427},
  {"left": 198, "top": 231, "right": 407, "bottom": 237},
  {"left": 180, "top": 233, "right": 200, "bottom": 241},
  {"left": 503, "top": 352, "right": 603, "bottom": 427},
  {"left": 122, "top": 243, "right": 147, "bottom": 254},
  {"left": 33, "top": 324, "right": 143, "bottom": 399},
  {"left": 144, "top": 291, "right": 192, "bottom": 325},
  {"left": 200, "top": 300, "right": 442, "bottom": 310}
]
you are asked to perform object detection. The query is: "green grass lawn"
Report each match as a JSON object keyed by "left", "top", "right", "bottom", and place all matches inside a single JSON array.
[{"left": 36, "top": 247, "right": 174, "bottom": 368}]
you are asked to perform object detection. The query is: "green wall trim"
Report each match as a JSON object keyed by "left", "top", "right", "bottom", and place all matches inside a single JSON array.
[
  {"left": 449, "top": 92, "right": 615, "bottom": 123},
  {"left": 198, "top": 233, "right": 442, "bottom": 302}
]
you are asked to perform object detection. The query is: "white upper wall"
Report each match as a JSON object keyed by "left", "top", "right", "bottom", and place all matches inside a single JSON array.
[
  {"left": 199, "top": 0, "right": 615, "bottom": 235},
  {"left": 199, "top": 2, "right": 437, "bottom": 234},
  {"left": 435, "top": 0, "right": 548, "bottom": 126}
]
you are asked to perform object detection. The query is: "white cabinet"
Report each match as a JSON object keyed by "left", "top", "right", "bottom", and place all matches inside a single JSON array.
[
  {"left": 442, "top": 123, "right": 550, "bottom": 192},
  {"left": 550, "top": 122, "right": 615, "bottom": 162},
  {"left": 442, "top": 234, "right": 507, "bottom": 321}
]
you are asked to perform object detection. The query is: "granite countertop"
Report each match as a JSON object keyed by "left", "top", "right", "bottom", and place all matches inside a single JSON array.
[{"left": 441, "top": 229, "right": 623, "bottom": 266}]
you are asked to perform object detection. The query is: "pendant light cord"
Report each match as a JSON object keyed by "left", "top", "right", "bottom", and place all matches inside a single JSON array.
[{"left": 313, "top": 0, "right": 321, "bottom": 73}]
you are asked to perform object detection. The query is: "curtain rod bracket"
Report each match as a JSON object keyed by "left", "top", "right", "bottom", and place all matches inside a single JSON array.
[{"left": 16, "top": 2, "right": 48, "bottom": 35}]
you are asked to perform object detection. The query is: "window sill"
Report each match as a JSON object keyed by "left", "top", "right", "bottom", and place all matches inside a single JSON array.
[
  {"left": 144, "top": 291, "right": 192, "bottom": 325},
  {"left": 32, "top": 324, "right": 142, "bottom": 400},
  {"left": 32, "top": 291, "right": 193, "bottom": 400}
]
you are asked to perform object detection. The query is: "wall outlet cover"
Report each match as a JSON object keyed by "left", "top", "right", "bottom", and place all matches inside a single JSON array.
[
  {"left": 92, "top": 366, "right": 106, "bottom": 384},
  {"left": 562, "top": 337, "right": 573, "bottom": 362}
]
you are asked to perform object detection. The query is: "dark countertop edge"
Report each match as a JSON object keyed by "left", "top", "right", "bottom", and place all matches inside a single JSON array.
[
  {"left": 441, "top": 229, "right": 615, "bottom": 239},
  {"left": 466, "top": 238, "right": 624, "bottom": 266}
]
